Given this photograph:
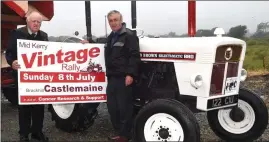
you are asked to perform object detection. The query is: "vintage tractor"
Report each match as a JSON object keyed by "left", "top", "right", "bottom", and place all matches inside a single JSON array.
[
  {"left": 2, "top": 1, "right": 267, "bottom": 142},
  {"left": 46, "top": 1, "right": 268, "bottom": 142},
  {"left": 1, "top": 1, "right": 54, "bottom": 105},
  {"left": 80, "top": 59, "right": 104, "bottom": 73}
]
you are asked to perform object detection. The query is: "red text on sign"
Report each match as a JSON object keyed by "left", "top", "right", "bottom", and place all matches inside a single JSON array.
[{"left": 21, "top": 47, "right": 100, "bottom": 68}]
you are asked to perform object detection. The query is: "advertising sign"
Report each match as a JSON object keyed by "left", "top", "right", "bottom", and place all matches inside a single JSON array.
[{"left": 17, "top": 39, "right": 107, "bottom": 104}]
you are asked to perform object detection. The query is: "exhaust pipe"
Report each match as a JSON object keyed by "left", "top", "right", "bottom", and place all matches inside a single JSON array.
[
  {"left": 85, "top": 1, "right": 92, "bottom": 42},
  {"left": 131, "top": 1, "right": 137, "bottom": 35},
  {"left": 188, "top": 0, "right": 196, "bottom": 37},
  {"left": 131, "top": 1, "right": 137, "bottom": 29}
]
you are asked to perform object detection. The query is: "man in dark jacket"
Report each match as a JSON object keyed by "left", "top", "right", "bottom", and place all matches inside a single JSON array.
[
  {"left": 105, "top": 10, "right": 140, "bottom": 142},
  {"left": 5, "top": 11, "right": 49, "bottom": 142},
  {"left": 80, "top": 10, "right": 140, "bottom": 142}
]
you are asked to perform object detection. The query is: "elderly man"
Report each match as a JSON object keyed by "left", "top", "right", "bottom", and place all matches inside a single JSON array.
[
  {"left": 5, "top": 11, "right": 49, "bottom": 142},
  {"left": 82, "top": 10, "right": 140, "bottom": 142},
  {"left": 104, "top": 10, "right": 141, "bottom": 142},
  {"left": 105, "top": 10, "right": 140, "bottom": 142}
]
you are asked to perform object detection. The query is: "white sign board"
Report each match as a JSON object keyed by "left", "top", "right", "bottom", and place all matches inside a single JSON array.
[{"left": 17, "top": 39, "right": 107, "bottom": 105}]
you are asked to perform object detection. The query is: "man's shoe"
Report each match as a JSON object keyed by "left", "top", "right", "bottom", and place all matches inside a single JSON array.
[
  {"left": 20, "top": 135, "right": 30, "bottom": 142},
  {"left": 108, "top": 136, "right": 120, "bottom": 141},
  {"left": 31, "top": 133, "right": 49, "bottom": 142},
  {"left": 115, "top": 136, "right": 129, "bottom": 142}
]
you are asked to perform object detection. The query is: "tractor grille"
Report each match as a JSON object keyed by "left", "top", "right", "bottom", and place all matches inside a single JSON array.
[
  {"left": 215, "top": 44, "right": 242, "bottom": 62},
  {"left": 210, "top": 63, "right": 225, "bottom": 95},
  {"left": 210, "top": 44, "right": 242, "bottom": 96},
  {"left": 226, "top": 62, "right": 239, "bottom": 78}
]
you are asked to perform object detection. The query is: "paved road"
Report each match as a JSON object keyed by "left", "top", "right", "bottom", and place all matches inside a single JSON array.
[
  {"left": 1, "top": 75, "right": 269, "bottom": 141},
  {"left": 2, "top": 102, "right": 269, "bottom": 142}
]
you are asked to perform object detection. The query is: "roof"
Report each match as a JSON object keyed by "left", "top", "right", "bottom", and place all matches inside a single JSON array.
[{"left": 2, "top": 1, "right": 54, "bottom": 22}]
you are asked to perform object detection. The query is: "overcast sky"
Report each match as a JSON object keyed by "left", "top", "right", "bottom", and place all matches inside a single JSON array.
[{"left": 40, "top": 1, "right": 269, "bottom": 37}]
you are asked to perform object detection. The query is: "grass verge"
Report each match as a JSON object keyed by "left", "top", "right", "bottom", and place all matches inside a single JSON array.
[{"left": 243, "top": 37, "right": 269, "bottom": 72}]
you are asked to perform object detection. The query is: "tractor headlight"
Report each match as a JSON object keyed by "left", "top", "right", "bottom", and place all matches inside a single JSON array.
[
  {"left": 240, "top": 68, "right": 247, "bottom": 81},
  {"left": 190, "top": 74, "right": 203, "bottom": 89}
]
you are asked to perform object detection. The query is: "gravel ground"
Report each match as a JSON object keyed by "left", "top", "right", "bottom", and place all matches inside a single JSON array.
[{"left": 1, "top": 75, "right": 269, "bottom": 142}]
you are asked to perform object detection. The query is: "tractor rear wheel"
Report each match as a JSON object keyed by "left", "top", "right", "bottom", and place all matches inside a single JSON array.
[
  {"left": 48, "top": 102, "right": 100, "bottom": 133},
  {"left": 207, "top": 88, "right": 268, "bottom": 142},
  {"left": 134, "top": 99, "right": 200, "bottom": 142}
]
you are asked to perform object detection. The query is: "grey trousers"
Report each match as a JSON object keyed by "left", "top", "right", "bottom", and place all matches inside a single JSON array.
[{"left": 106, "top": 76, "right": 133, "bottom": 138}]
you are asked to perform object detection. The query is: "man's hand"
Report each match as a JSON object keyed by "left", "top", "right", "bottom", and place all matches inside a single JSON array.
[
  {"left": 80, "top": 40, "right": 89, "bottom": 44},
  {"left": 125, "top": 75, "right": 133, "bottom": 86},
  {"left": 12, "top": 60, "right": 20, "bottom": 70}
]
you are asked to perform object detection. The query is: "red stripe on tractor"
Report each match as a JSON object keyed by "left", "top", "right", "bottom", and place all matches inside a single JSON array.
[{"left": 140, "top": 52, "right": 196, "bottom": 61}]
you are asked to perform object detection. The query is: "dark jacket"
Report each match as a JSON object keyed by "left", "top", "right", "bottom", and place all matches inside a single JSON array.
[
  {"left": 5, "top": 26, "right": 48, "bottom": 67},
  {"left": 104, "top": 23, "right": 141, "bottom": 78}
]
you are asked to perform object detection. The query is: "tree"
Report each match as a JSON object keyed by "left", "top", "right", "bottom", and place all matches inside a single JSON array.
[
  {"left": 48, "top": 36, "right": 58, "bottom": 41},
  {"left": 147, "top": 34, "right": 155, "bottom": 38},
  {"left": 195, "top": 27, "right": 220, "bottom": 37},
  {"left": 82, "top": 34, "right": 98, "bottom": 41},
  {"left": 256, "top": 22, "right": 269, "bottom": 33},
  {"left": 227, "top": 25, "right": 248, "bottom": 39},
  {"left": 252, "top": 22, "right": 269, "bottom": 38},
  {"left": 211, "top": 27, "right": 218, "bottom": 33},
  {"left": 82, "top": 35, "right": 88, "bottom": 40},
  {"left": 196, "top": 29, "right": 214, "bottom": 37},
  {"left": 168, "top": 32, "right": 177, "bottom": 37}
]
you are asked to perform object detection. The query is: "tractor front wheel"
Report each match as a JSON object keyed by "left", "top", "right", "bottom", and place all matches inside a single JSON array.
[
  {"left": 207, "top": 88, "right": 268, "bottom": 142},
  {"left": 134, "top": 99, "right": 200, "bottom": 142},
  {"left": 48, "top": 103, "right": 100, "bottom": 133}
]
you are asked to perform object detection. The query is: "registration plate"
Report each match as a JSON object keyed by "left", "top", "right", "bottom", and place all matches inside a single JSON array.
[
  {"left": 207, "top": 95, "right": 239, "bottom": 109},
  {"left": 224, "top": 77, "right": 238, "bottom": 94}
]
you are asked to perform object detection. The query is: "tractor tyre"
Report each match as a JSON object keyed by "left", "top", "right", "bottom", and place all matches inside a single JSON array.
[
  {"left": 207, "top": 88, "right": 268, "bottom": 142},
  {"left": 134, "top": 98, "right": 200, "bottom": 142},
  {"left": 2, "top": 86, "right": 18, "bottom": 106},
  {"left": 48, "top": 102, "right": 100, "bottom": 133}
]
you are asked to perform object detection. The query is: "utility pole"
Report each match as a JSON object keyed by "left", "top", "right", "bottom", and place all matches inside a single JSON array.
[{"left": 105, "top": 15, "right": 108, "bottom": 37}]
